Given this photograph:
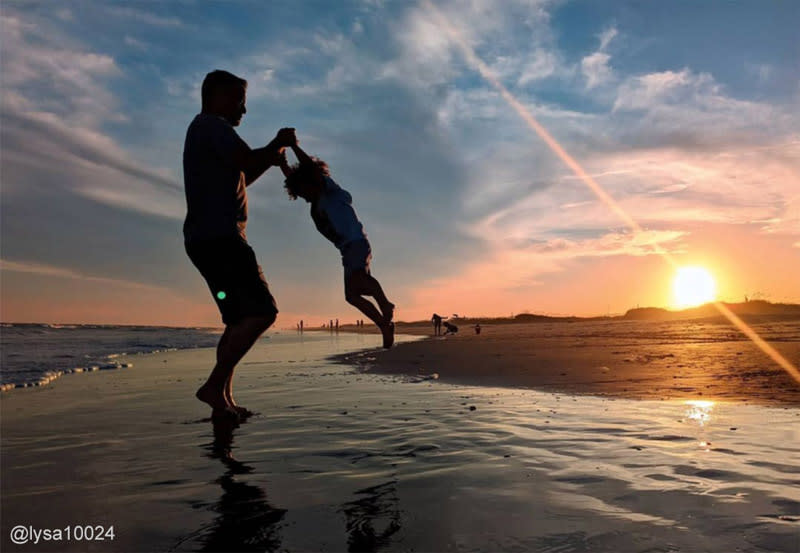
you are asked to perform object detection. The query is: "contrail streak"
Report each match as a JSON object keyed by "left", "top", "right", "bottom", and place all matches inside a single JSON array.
[{"left": 422, "top": 0, "right": 800, "bottom": 385}]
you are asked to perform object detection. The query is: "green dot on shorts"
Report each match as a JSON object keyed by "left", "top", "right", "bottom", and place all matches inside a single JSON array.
[{"left": 216, "top": 291, "right": 226, "bottom": 300}]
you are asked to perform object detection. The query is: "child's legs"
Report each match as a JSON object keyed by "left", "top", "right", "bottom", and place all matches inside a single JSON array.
[
  {"left": 345, "top": 271, "right": 387, "bottom": 327},
  {"left": 361, "top": 274, "right": 393, "bottom": 314},
  {"left": 341, "top": 239, "right": 393, "bottom": 320}
]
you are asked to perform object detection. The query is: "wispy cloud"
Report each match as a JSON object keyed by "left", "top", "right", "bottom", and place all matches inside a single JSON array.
[
  {"left": 581, "top": 52, "right": 612, "bottom": 89},
  {"left": 123, "top": 35, "right": 148, "bottom": 50},
  {"left": 581, "top": 25, "right": 617, "bottom": 89},
  {"left": 1, "top": 14, "right": 121, "bottom": 124},
  {"left": 104, "top": 6, "right": 184, "bottom": 28},
  {"left": 1, "top": 9, "right": 183, "bottom": 219},
  {"left": 0, "top": 259, "right": 169, "bottom": 292},
  {"left": 598, "top": 26, "right": 618, "bottom": 51}
]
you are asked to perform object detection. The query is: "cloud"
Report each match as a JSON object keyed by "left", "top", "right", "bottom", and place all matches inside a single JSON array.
[
  {"left": 1, "top": 14, "right": 121, "bottom": 125},
  {"left": 385, "top": 0, "right": 557, "bottom": 91},
  {"left": 123, "top": 35, "right": 148, "bottom": 50},
  {"left": 517, "top": 48, "right": 558, "bottom": 85},
  {"left": 606, "top": 68, "right": 799, "bottom": 151},
  {"left": 1, "top": 9, "right": 183, "bottom": 219},
  {"left": 581, "top": 26, "right": 617, "bottom": 89},
  {"left": 3, "top": 111, "right": 180, "bottom": 191},
  {"left": 518, "top": 229, "right": 688, "bottom": 258},
  {"left": 473, "top": 142, "right": 800, "bottom": 276},
  {"left": 55, "top": 8, "right": 74, "bottom": 22},
  {"left": 613, "top": 69, "right": 699, "bottom": 111},
  {"left": 0, "top": 259, "right": 170, "bottom": 292},
  {"left": 401, "top": 227, "right": 687, "bottom": 317},
  {"left": 581, "top": 52, "right": 612, "bottom": 89},
  {"left": 598, "top": 26, "right": 618, "bottom": 51},
  {"left": 103, "top": 6, "right": 184, "bottom": 27}
]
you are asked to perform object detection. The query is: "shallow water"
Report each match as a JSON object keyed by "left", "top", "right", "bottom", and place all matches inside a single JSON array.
[
  {"left": 0, "top": 323, "right": 222, "bottom": 389},
  {"left": 2, "top": 332, "right": 799, "bottom": 552}
]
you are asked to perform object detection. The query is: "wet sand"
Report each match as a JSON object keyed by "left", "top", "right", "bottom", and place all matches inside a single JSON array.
[
  {"left": 2, "top": 330, "right": 799, "bottom": 552},
  {"left": 344, "top": 320, "right": 800, "bottom": 406}
]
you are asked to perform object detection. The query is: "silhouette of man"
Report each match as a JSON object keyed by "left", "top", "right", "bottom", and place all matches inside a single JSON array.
[{"left": 184, "top": 69, "right": 295, "bottom": 419}]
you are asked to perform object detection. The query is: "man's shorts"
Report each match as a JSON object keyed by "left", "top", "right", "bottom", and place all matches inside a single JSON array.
[
  {"left": 341, "top": 239, "right": 372, "bottom": 278},
  {"left": 186, "top": 236, "right": 278, "bottom": 327}
]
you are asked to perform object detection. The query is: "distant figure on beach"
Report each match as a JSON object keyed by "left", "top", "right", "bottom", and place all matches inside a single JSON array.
[
  {"left": 183, "top": 69, "right": 296, "bottom": 420},
  {"left": 279, "top": 140, "right": 395, "bottom": 348},
  {"left": 443, "top": 321, "right": 458, "bottom": 335},
  {"left": 474, "top": 324, "right": 481, "bottom": 335},
  {"left": 432, "top": 313, "right": 445, "bottom": 336}
]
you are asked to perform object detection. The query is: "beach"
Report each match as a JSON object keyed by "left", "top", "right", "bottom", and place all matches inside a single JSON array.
[
  {"left": 2, "top": 326, "right": 799, "bottom": 552},
  {"left": 348, "top": 319, "right": 800, "bottom": 406}
]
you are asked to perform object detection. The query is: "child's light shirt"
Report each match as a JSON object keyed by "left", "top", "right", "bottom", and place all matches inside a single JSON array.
[{"left": 311, "top": 177, "right": 367, "bottom": 251}]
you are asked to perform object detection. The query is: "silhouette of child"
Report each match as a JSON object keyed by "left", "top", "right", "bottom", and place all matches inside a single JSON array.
[{"left": 280, "top": 142, "right": 395, "bottom": 348}]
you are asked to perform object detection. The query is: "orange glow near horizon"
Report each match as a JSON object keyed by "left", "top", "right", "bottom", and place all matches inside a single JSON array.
[{"left": 422, "top": 0, "right": 800, "bottom": 385}]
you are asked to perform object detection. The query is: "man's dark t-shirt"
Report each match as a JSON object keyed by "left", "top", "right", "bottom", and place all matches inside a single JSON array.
[{"left": 183, "top": 113, "right": 249, "bottom": 244}]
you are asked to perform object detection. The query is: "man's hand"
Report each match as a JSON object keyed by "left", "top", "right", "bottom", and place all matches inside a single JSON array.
[{"left": 274, "top": 127, "right": 297, "bottom": 148}]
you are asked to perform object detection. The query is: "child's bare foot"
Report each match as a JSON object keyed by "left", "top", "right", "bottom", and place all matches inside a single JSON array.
[
  {"left": 381, "top": 322, "right": 395, "bottom": 349},
  {"left": 196, "top": 383, "right": 230, "bottom": 411},
  {"left": 381, "top": 302, "right": 395, "bottom": 323}
]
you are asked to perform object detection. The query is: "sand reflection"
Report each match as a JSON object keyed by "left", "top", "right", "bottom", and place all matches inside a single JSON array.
[
  {"left": 192, "top": 419, "right": 287, "bottom": 552},
  {"left": 684, "top": 399, "right": 715, "bottom": 426},
  {"left": 340, "top": 480, "right": 402, "bottom": 552}
]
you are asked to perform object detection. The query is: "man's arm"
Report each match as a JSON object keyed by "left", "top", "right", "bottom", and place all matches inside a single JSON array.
[{"left": 237, "top": 128, "right": 296, "bottom": 186}]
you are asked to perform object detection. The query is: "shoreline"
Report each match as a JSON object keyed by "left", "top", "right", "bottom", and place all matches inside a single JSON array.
[
  {"left": 334, "top": 321, "right": 800, "bottom": 407},
  {"left": 0, "top": 330, "right": 390, "bottom": 394}
]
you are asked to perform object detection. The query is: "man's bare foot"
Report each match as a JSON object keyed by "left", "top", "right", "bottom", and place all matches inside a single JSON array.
[
  {"left": 225, "top": 390, "right": 255, "bottom": 418},
  {"left": 212, "top": 406, "right": 241, "bottom": 421},
  {"left": 230, "top": 405, "right": 255, "bottom": 418},
  {"left": 381, "top": 322, "right": 395, "bottom": 349},
  {"left": 196, "top": 383, "right": 230, "bottom": 411}
]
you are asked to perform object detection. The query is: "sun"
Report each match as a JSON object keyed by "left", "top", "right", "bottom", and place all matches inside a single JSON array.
[{"left": 672, "top": 266, "right": 717, "bottom": 309}]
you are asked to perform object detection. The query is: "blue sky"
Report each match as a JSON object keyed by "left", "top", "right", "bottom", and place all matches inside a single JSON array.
[{"left": 1, "top": 1, "right": 798, "bottom": 326}]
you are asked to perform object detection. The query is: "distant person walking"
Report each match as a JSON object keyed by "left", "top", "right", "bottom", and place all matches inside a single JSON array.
[
  {"left": 432, "top": 313, "right": 444, "bottom": 336},
  {"left": 183, "top": 69, "right": 296, "bottom": 420}
]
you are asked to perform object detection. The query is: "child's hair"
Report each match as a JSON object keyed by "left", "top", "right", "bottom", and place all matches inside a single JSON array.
[{"left": 284, "top": 157, "right": 330, "bottom": 200}]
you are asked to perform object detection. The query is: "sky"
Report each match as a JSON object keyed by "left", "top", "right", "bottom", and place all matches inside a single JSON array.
[{"left": 1, "top": 0, "right": 799, "bottom": 327}]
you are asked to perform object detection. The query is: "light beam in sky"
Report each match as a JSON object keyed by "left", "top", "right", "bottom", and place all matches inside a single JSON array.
[{"left": 421, "top": 0, "right": 800, "bottom": 385}]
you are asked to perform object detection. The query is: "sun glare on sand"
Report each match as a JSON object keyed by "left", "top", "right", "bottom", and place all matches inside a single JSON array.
[{"left": 673, "top": 266, "right": 717, "bottom": 309}]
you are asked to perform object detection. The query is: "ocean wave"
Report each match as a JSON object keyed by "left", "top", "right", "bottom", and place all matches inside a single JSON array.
[{"left": 1, "top": 325, "right": 220, "bottom": 392}]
